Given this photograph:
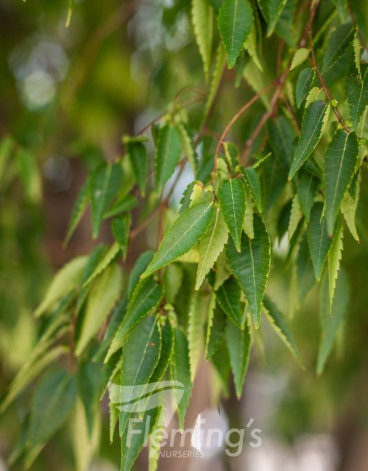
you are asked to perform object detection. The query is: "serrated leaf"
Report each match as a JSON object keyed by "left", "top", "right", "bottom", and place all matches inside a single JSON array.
[
  {"left": 243, "top": 184, "right": 254, "bottom": 238},
  {"left": 127, "top": 251, "right": 154, "bottom": 298},
  {"left": 268, "top": 116, "right": 295, "bottom": 170},
  {"left": 341, "top": 190, "right": 359, "bottom": 241},
  {"left": 295, "top": 67, "right": 316, "bottom": 109},
  {"left": 151, "top": 318, "right": 174, "bottom": 382},
  {"left": 289, "top": 101, "right": 329, "bottom": 179},
  {"left": 328, "top": 221, "right": 344, "bottom": 312},
  {"left": 76, "top": 264, "right": 123, "bottom": 356},
  {"left": 205, "top": 294, "right": 225, "bottom": 359},
  {"left": 155, "top": 124, "right": 182, "bottom": 194},
  {"left": 346, "top": 64, "right": 368, "bottom": 130},
  {"left": 258, "top": 0, "right": 287, "bottom": 36},
  {"left": 0, "top": 345, "right": 68, "bottom": 413},
  {"left": 324, "top": 130, "right": 358, "bottom": 235},
  {"left": 90, "top": 161, "right": 123, "bottom": 239},
  {"left": 226, "top": 215, "right": 271, "bottom": 327},
  {"left": 35, "top": 256, "right": 87, "bottom": 317},
  {"left": 218, "top": 178, "right": 246, "bottom": 251},
  {"left": 202, "top": 43, "right": 226, "bottom": 122},
  {"left": 143, "top": 202, "right": 215, "bottom": 278},
  {"left": 106, "top": 278, "right": 163, "bottom": 362},
  {"left": 125, "top": 140, "right": 148, "bottom": 196},
  {"left": 288, "top": 194, "right": 303, "bottom": 241},
  {"left": 240, "top": 167, "right": 262, "bottom": 212},
  {"left": 263, "top": 295, "right": 303, "bottom": 367},
  {"left": 322, "top": 22, "right": 355, "bottom": 74},
  {"left": 84, "top": 242, "right": 120, "bottom": 287},
  {"left": 216, "top": 276, "right": 242, "bottom": 327},
  {"left": 226, "top": 320, "right": 251, "bottom": 398},
  {"left": 118, "top": 315, "right": 161, "bottom": 438},
  {"left": 308, "top": 202, "right": 333, "bottom": 281},
  {"left": 296, "top": 233, "right": 315, "bottom": 305},
  {"left": 188, "top": 292, "right": 207, "bottom": 381},
  {"left": 104, "top": 194, "right": 137, "bottom": 219},
  {"left": 170, "top": 328, "right": 192, "bottom": 430},
  {"left": 192, "top": 0, "right": 213, "bottom": 81},
  {"left": 297, "top": 170, "right": 320, "bottom": 221},
  {"left": 112, "top": 213, "right": 131, "bottom": 259},
  {"left": 274, "top": 0, "right": 296, "bottom": 47},
  {"left": 29, "top": 370, "right": 77, "bottom": 446},
  {"left": 177, "top": 122, "right": 197, "bottom": 174},
  {"left": 64, "top": 178, "right": 90, "bottom": 245},
  {"left": 290, "top": 48, "right": 309, "bottom": 70},
  {"left": 218, "top": 0, "right": 253, "bottom": 69},
  {"left": 195, "top": 207, "right": 229, "bottom": 290},
  {"left": 317, "top": 269, "right": 349, "bottom": 374}
]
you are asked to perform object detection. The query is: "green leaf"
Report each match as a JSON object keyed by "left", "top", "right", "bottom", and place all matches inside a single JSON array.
[
  {"left": 268, "top": 116, "right": 295, "bottom": 170},
  {"left": 0, "top": 345, "right": 68, "bottom": 413},
  {"left": 307, "top": 202, "right": 333, "bottom": 281},
  {"left": 104, "top": 194, "right": 137, "bottom": 219},
  {"left": 258, "top": 0, "right": 287, "bottom": 36},
  {"left": 324, "top": 130, "right": 359, "bottom": 235},
  {"left": 112, "top": 213, "right": 131, "bottom": 259},
  {"left": 243, "top": 185, "right": 254, "bottom": 238},
  {"left": 151, "top": 318, "right": 174, "bottom": 382},
  {"left": 195, "top": 207, "right": 229, "bottom": 290},
  {"left": 106, "top": 278, "right": 163, "bottom": 362},
  {"left": 346, "top": 64, "right": 368, "bottom": 130},
  {"left": 35, "top": 256, "right": 87, "bottom": 317},
  {"left": 263, "top": 295, "right": 303, "bottom": 367},
  {"left": 29, "top": 370, "right": 77, "bottom": 446},
  {"left": 288, "top": 194, "right": 303, "bottom": 241},
  {"left": 297, "top": 170, "right": 320, "bottom": 221},
  {"left": 216, "top": 276, "right": 242, "bottom": 327},
  {"left": 170, "top": 328, "right": 192, "bottom": 430},
  {"left": 262, "top": 154, "right": 288, "bottom": 210},
  {"left": 218, "top": 0, "right": 253, "bottom": 69},
  {"left": 202, "top": 43, "right": 226, "bottom": 123},
  {"left": 328, "top": 221, "right": 344, "bottom": 312},
  {"left": 296, "top": 233, "right": 315, "bottom": 305},
  {"left": 240, "top": 167, "right": 262, "bottom": 213},
  {"left": 143, "top": 201, "right": 215, "bottom": 277},
  {"left": 90, "top": 161, "right": 123, "bottom": 239},
  {"left": 226, "top": 215, "right": 271, "bottom": 327},
  {"left": 290, "top": 48, "right": 309, "bottom": 70},
  {"left": 341, "top": 190, "right": 360, "bottom": 241},
  {"left": 188, "top": 292, "right": 207, "bottom": 381},
  {"left": 205, "top": 295, "right": 225, "bottom": 359},
  {"left": 226, "top": 320, "right": 251, "bottom": 398},
  {"left": 322, "top": 22, "right": 355, "bottom": 74},
  {"left": 155, "top": 124, "right": 182, "bottom": 194},
  {"left": 317, "top": 269, "right": 349, "bottom": 374},
  {"left": 192, "top": 0, "right": 213, "bottom": 81},
  {"left": 121, "top": 409, "right": 159, "bottom": 471},
  {"left": 177, "top": 122, "right": 197, "bottom": 174},
  {"left": 16, "top": 148, "right": 41, "bottom": 203},
  {"left": 295, "top": 67, "right": 316, "bottom": 109},
  {"left": 163, "top": 263, "right": 183, "bottom": 304},
  {"left": 119, "top": 315, "right": 161, "bottom": 437},
  {"left": 125, "top": 139, "right": 148, "bottom": 196},
  {"left": 127, "top": 251, "right": 154, "bottom": 298},
  {"left": 84, "top": 242, "right": 120, "bottom": 287},
  {"left": 76, "top": 263, "right": 123, "bottom": 356},
  {"left": 289, "top": 101, "right": 329, "bottom": 179},
  {"left": 64, "top": 178, "right": 90, "bottom": 245},
  {"left": 218, "top": 178, "right": 246, "bottom": 251}
]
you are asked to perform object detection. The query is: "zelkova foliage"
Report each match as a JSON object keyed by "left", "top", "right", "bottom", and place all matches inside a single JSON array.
[{"left": 2, "top": 0, "right": 368, "bottom": 470}]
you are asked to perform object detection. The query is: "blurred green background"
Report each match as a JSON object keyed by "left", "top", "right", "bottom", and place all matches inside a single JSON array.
[{"left": 1, "top": 1, "right": 368, "bottom": 470}]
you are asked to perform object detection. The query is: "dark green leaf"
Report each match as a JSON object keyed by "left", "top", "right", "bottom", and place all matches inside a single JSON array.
[
  {"left": 155, "top": 124, "right": 182, "bottom": 194},
  {"left": 226, "top": 215, "right": 271, "bottom": 327},
  {"left": 218, "top": 178, "right": 246, "bottom": 251},
  {"left": 295, "top": 67, "right": 316, "bottom": 109},
  {"left": 226, "top": 320, "right": 251, "bottom": 398},
  {"left": 216, "top": 276, "right": 242, "bottom": 327},
  {"left": 324, "top": 130, "right": 358, "bottom": 235},
  {"left": 308, "top": 202, "right": 333, "bottom": 281}
]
